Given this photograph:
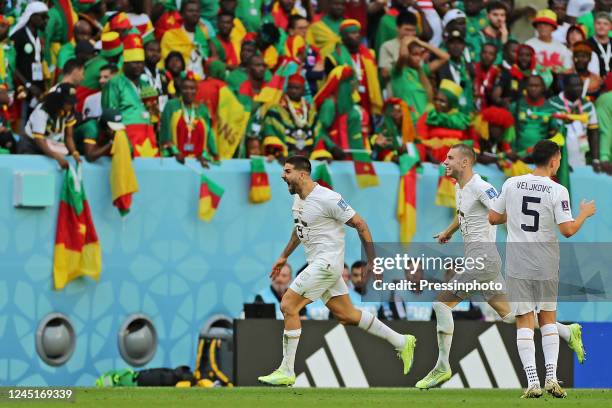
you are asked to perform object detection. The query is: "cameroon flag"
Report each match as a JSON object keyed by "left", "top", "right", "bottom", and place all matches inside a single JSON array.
[
  {"left": 353, "top": 151, "right": 379, "bottom": 188},
  {"left": 255, "top": 61, "right": 299, "bottom": 108},
  {"left": 435, "top": 164, "right": 456, "bottom": 208},
  {"left": 53, "top": 165, "right": 101, "bottom": 290},
  {"left": 249, "top": 157, "right": 271, "bottom": 203},
  {"left": 110, "top": 130, "right": 139, "bottom": 216},
  {"left": 312, "top": 163, "right": 333, "bottom": 190},
  {"left": 216, "top": 86, "right": 250, "bottom": 159},
  {"left": 199, "top": 174, "right": 224, "bottom": 222},
  {"left": 397, "top": 145, "right": 420, "bottom": 244}
]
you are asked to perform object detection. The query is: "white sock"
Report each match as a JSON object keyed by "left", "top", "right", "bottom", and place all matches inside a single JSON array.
[
  {"left": 556, "top": 322, "right": 571, "bottom": 342},
  {"left": 517, "top": 328, "right": 539, "bottom": 386},
  {"left": 433, "top": 302, "right": 454, "bottom": 370},
  {"left": 279, "top": 328, "right": 301, "bottom": 376},
  {"left": 541, "top": 324, "right": 559, "bottom": 380},
  {"left": 358, "top": 310, "right": 406, "bottom": 350}
]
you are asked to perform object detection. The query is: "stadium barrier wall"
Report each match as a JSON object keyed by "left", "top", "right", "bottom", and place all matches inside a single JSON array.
[
  {"left": 234, "top": 320, "right": 574, "bottom": 388},
  {"left": 0, "top": 156, "right": 611, "bottom": 386}
]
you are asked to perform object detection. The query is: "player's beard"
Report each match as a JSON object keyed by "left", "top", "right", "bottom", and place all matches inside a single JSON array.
[{"left": 286, "top": 180, "right": 296, "bottom": 195}]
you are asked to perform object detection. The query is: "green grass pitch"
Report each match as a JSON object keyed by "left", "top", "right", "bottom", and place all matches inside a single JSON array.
[{"left": 3, "top": 388, "right": 610, "bottom": 407}]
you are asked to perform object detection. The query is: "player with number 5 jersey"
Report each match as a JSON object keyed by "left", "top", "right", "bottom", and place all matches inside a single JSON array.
[{"left": 489, "top": 140, "right": 596, "bottom": 399}]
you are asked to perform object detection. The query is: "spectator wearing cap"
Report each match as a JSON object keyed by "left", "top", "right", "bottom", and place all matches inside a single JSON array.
[
  {"left": 210, "top": 12, "right": 241, "bottom": 70},
  {"left": 18, "top": 83, "right": 79, "bottom": 170},
  {"left": 82, "top": 63, "right": 118, "bottom": 120},
  {"left": 549, "top": 74, "right": 601, "bottom": 172},
  {"left": 571, "top": 41, "right": 603, "bottom": 98},
  {"left": 75, "top": 109, "right": 125, "bottom": 162},
  {"left": 325, "top": 19, "right": 383, "bottom": 117},
  {"left": 526, "top": 9, "right": 573, "bottom": 73},
  {"left": 306, "top": 0, "right": 345, "bottom": 57},
  {"left": 10, "top": 2, "right": 49, "bottom": 126},
  {"left": 261, "top": 72, "right": 316, "bottom": 159},
  {"left": 103, "top": 12, "right": 134, "bottom": 39},
  {"left": 374, "top": 0, "right": 432, "bottom": 54},
  {"left": 391, "top": 36, "right": 448, "bottom": 128},
  {"left": 102, "top": 33, "right": 158, "bottom": 157},
  {"left": 161, "top": 0, "right": 211, "bottom": 78},
  {"left": 474, "top": 43, "right": 501, "bottom": 110},
  {"left": 577, "top": 0, "right": 612, "bottom": 39},
  {"left": 416, "top": 79, "right": 479, "bottom": 164},
  {"left": 587, "top": 12, "right": 612, "bottom": 77},
  {"left": 160, "top": 71, "right": 218, "bottom": 167},
  {"left": 379, "top": 11, "right": 420, "bottom": 83},
  {"left": 565, "top": 24, "right": 602, "bottom": 75},
  {"left": 76, "top": 31, "right": 123, "bottom": 113},
  {"left": 438, "top": 29, "right": 475, "bottom": 114},
  {"left": 472, "top": 1, "right": 511, "bottom": 65},
  {"left": 56, "top": 20, "right": 93, "bottom": 71}
]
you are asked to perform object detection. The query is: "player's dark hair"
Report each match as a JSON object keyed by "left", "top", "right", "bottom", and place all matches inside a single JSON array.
[
  {"left": 288, "top": 14, "right": 308, "bottom": 30},
  {"left": 451, "top": 143, "right": 476, "bottom": 164},
  {"left": 396, "top": 11, "right": 417, "bottom": 28},
  {"left": 486, "top": 1, "right": 508, "bottom": 13},
  {"left": 100, "top": 63, "right": 119, "bottom": 74},
  {"left": 62, "top": 59, "right": 84, "bottom": 75},
  {"left": 532, "top": 140, "right": 560, "bottom": 166},
  {"left": 351, "top": 260, "right": 367, "bottom": 271},
  {"left": 286, "top": 155, "right": 311, "bottom": 173}
]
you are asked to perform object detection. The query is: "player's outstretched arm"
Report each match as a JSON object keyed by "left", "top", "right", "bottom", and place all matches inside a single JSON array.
[
  {"left": 434, "top": 215, "right": 459, "bottom": 244},
  {"left": 488, "top": 210, "right": 507, "bottom": 225},
  {"left": 558, "top": 200, "right": 596, "bottom": 238},
  {"left": 270, "top": 229, "right": 300, "bottom": 279},
  {"left": 346, "top": 213, "right": 375, "bottom": 261}
]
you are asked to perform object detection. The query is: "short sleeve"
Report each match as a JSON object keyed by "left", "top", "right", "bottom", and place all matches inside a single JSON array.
[
  {"left": 554, "top": 186, "right": 574, "bottom": 225},
  {"left": 490, "top": 180, "right": 508, "bottom": 214},
  {"left": 476, "top": 182, "right": 499, "bottom": 210},
  {"left": 326, "top": 194, "right": 356, "bottom": 224},
  {"left": 28, "top": 108, "right": 48, "bottom": 138}
]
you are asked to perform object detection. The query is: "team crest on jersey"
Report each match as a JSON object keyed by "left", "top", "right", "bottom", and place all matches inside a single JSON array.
[
  {"left": 485, "top": 188, "right": 498, "bottom": 199},
  {"left": 337, "top": 198, "right": 349, "bottom": 211},
  {"left": 561, "top": 200, "right": 570, "bottom": 211}
]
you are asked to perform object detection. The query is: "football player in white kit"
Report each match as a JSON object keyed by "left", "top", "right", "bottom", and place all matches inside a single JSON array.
[
  {"left": 416, "top": 144, "right": 585, "bottom": 390},
  {"left": 489, "top": 140, "right": 596, "bottom": 398},
  {"left": 258, "top": 156, "right": 417, "bottom": 386}
]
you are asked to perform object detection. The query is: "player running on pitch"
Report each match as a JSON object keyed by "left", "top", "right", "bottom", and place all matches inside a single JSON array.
[
  {"left": 489, "top": 140, "right": 595, "bottom": 398},
  {"left": 258, "top": 156, "right": 416, "bottom": 386},
  {"left": 416, "top": 143, "right": 585, "bottom": 390}
]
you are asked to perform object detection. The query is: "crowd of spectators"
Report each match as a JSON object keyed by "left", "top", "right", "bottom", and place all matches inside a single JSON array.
[{"left": 0, "top": 0, "right": 610, "bottom": 176}]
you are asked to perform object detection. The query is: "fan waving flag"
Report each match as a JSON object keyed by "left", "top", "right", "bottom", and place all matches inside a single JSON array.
[
  {"left": 435, "top": 164, "right": 456, "bottom": 208},
  {"left": 249, "top": 157, "right": 272, "bottom": 203},
  {"left": 312, "top": 162, "right": 333, "bottom": 190},
  {"left": 353, "top": 151, "right": 379, "bottom": 188},
  {"left": 110, "top": 130, "right": 139, "bottom": 216},
  {"left": 397, "top": 145, "right": 420, "bottom": 243},
  {"left": 216, "top": 86, "right": 250, "bottom": 159},
  {"left": 53, "top": 165, "right": 102, "bottom": 290},
  {"left": 199, "top": 174, "right": 224, "bottom": 222}
]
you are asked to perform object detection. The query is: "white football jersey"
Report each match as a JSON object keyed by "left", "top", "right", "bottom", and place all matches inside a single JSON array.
[
  {"left": 292, "top": 184, "right": 356, "bottom": 270},
  {"left": 456, "top": 174, "right": 498, "bottom": 243},
  {"left": 491, "top": 174, "right": 574, "bottom": 279}
]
